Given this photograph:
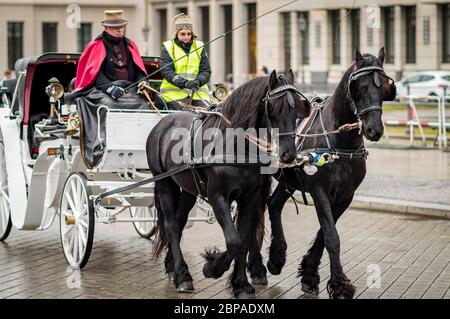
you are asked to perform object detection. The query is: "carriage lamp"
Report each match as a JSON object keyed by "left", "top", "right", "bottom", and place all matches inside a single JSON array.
[
  {"left": 45, "top": 77, "right": 64, "bottom": 124},
  {"left": 213, "top": 83, "right": 229, "bottom": 102},
  {"left": 65, "top": 112, "right": 80, "bottom": 136}
]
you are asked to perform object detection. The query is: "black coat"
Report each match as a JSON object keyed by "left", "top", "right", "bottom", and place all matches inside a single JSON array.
[{"left": 94, "top": 32, "right": 146, "bottom": 92}]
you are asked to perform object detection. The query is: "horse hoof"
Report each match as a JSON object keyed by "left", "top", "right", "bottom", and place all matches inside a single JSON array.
[
  {"left": 236, "top": 291, "right": 256, "bottom": 299},
  {"left": 203, "top": 264, "right": 213, "bottom": 278},
  {"left": 267, "top": 260, "right": 282, "bottom": 275},
  {"left": 251, "top": 276, "right": 268, "bottom": 286},
  {"left": 301, "top": 283, "right": 319, "bottom": 296},
  {"left": 167, "top": 272, "right": 175, "bottom": 281},
  {"left": 177, "top": 281, "right": 195, "bottom": 293}
]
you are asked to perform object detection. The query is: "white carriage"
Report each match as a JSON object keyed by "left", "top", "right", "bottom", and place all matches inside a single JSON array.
[{"left": 0, "top": 53, "right": 222, "bottom": 269}]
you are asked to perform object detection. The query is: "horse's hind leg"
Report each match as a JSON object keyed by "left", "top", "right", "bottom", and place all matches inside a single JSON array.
[
  {"left": 266, "top": 183, "right": 292, "bottom": 275},
  {"left": 299, "top": 196, "right": 354, "bottom": 297},
  {"left": 156, "top": 179, "right": 196, "bottom": 292},
  {"left": 307, "top": 189, "right": 355, "bottom": 299},
  {"left": 164, "top": 190, "right": 197, "bottom": 282}
]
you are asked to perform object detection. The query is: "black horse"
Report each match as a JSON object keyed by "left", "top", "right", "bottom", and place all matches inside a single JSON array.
[
  {"left": 146, "top": 70, "right": 310, "bottom": 298},
  {"left": 265, "top": 48, "right": 396, "bottom": 299}
]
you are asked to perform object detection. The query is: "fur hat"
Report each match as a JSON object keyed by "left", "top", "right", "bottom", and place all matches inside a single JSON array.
[
  {"left": 173, "top": 13, "right": 197, "bottom": 38},
  {"left": 102, "top": 10, "right": 128, "bottom": 27}
]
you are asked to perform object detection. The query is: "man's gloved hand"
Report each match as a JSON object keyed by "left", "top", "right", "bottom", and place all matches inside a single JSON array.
[
  {"left": 173, "top": 75, "right": 189, "bottom": 89},
  {"left": 106, "top": 86, "right": 125, "bottom": 100},
  {"left": 185, "top": 80, "right": 200, "bottom": 91}
]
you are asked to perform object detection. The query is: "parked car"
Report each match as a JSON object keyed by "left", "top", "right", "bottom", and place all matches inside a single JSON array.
[{"left": 395, "top": 71, "right": 450, "bottom": 99}]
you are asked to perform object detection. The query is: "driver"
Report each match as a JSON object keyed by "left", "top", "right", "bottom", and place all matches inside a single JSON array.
[
  {"left": 155, "top": 13, "right": 211, "bottom": 110},
  {"left": 74, "top": 10, "right": 147, "bottom": 99}
]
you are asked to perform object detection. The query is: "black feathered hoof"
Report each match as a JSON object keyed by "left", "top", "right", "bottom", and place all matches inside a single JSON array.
[
  {"left": 251, "top": 276, "right": 268, "bottom": 286},
  {"left": 177, "top": 281, "right": 195, "bottom": 293},
  {"left": 301, "top": 283, "right": 319, "bottom": 296},
  {"left": 267, "top": 260, "right": 282, "bottom": 275},
  {"left": 167, "top": 272, "right": 175, "bottom": 281},
  {"left": 203, "top": 263, "right": 213, "bottom": 278}
]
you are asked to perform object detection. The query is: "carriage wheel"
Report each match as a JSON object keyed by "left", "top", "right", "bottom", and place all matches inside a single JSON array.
[
  {"left": 130, "top": 206, "right": 157, "bottom": 239},
  {"left": 60, "top": 172, "right": 95, "bottom": 269},
  {"left": 0, "top": 140, "right": 12, "bottom": 241}
]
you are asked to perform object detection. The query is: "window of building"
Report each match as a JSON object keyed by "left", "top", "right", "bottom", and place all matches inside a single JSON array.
[
  {"left": 77, "top": 23, "right": 91, "bottom": 52},
  {"left": 443, "top": 4, "right": 450, "bottom": 63},
  {"left": 42, "top": 22, "right": 57, "bottom": 53},
  {"left": 177, "top": 7, "right": 188, "bottom": 15},
  {"left": 199, "top": 6, "right": 210, "bottom": 53},
  {"left": 383, "top": 7, "right": 394, "bottom": 63},
  {"left": 7, "top": 22, "right": 23, "bottom": 70},
  {"left": 298, "top": 12, "right": 309, "bottom": 65},
  {"left": 351, "top": 9, "right": 360, "bottom": 54},
  {"left": 404, "top": 6, "right": 416, "bottom": 63},
  {"left": 330, "top": 10, "right": 340, "bottom": 64},
  {"left": 247, "top": 3, "right": 257, "bottom": 74},
  {"left": 423, "top": 16, "right": 430, "bottom": 45},
  {"left": 157, "top": 9, "right": 167, "bottom": 46},
  {"left": 282, "top": 12, "right": 291, "bottom": 72}
]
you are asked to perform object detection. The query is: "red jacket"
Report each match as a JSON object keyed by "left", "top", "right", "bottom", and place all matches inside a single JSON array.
[{"left": 75, "top": 35, "right": 147, "bottom": 90}]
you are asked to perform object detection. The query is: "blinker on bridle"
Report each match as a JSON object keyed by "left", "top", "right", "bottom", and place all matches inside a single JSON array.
[
  {"left": 347, "top": 66, "right": 395, "bottom": 119},
  {"left": 262, "top": 74, "right": 309, "bottom": 140}
]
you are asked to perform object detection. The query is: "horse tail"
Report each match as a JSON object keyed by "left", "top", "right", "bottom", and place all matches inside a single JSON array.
[{"left": 152, "top": 185, "right": 168, "bottom": 258}]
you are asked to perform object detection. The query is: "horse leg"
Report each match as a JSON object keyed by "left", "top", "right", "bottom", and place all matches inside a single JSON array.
[
  {"left": 155, "top": 179, "right": 196, "bottom": 292},
  {"left": 164, "top": 190, "right": 197, "bottom": 283},
  {"left": 247, "top": 204, "right": 268, "bottom": 285},
  {"left": 202, "top": 194, "right": 240, "bottom": 279},
  {"left": 266, "top": 183, "right": 292, "bottom": 275},
  {"left": 230, "top": 193, "right": 264, "bottom": 298},
  {"left": 308, "top": 188, "right": 355, "bottom": 299},
  {"left": 299, "top": 196, "right": 354, "bottom": 297}
]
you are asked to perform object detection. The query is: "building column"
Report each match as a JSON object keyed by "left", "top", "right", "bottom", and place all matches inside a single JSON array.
[
  {"left": 308, "top": 10, "right": 330, "bottom": 84},
  {"left": 209, "top": 0, "right": 224, "bottom": 83},
  {"left": 290, "top": 11, "right": 299, "bottom": 75},
  {"left": 166, "top": 1, "right": 176, "bottom": 40},
  {"left": 416, "top": 3, "right": 439, "bottom": 70},
  {"left": 188, "top": 0, "right": 198, "bottom": 28},
  {"left": 340, "top": 8, "right": 351, "bottom": 67},
  {"left": 394, "top": 5, "right": 405, "bottom": 80},
  {"left": 232, "top": 0, "right": 246, "bottom": 86}
]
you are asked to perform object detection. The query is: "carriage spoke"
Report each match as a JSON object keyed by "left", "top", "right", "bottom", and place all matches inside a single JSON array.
[
  {"left": 78, "top": 224, "right": 87, "bottom": 247},
  {"left": 78, "top": 230, "right": 84, "bottom": 261},
  {"left": 73, "top": 231, "right": 79, "bottom": 262},
  {"left": 68, "top": 230, "right": 76, "bottom": 254},
  {"left": 70, "top": 180, "right": 79, "bottom": 212},
  {"left": 79, "top": 220, "right": 88, "bottom": 229},
  {"left": 1, "top": 190, "right": 9, "bottom": 204},
  {"left": 65, "top": 193, "right": 77, "bottom": 215},
  {"left": 63, "top": 225, "right": 75, "bottom": 237}
]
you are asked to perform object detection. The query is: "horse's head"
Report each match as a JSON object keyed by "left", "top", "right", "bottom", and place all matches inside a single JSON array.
[
  {"left": 266, "top": 70, "right": 310, "bottom": 163},
  {"left": 347, "top": 47, "right": 396, "bottom": 141}
]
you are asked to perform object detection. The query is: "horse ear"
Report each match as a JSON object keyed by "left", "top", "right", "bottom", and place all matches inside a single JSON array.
[
  {"left": 269, "top": 70, "right": 278, "bottom": 89},
  {"left": 378, "top": 47, "right": 385, "bottom": 65},
  {"left": 286, "top": 69, "right": 295, "bottom": 84},
  {"left": 355, "top": 46, "right": 363, "bottom": 65}
]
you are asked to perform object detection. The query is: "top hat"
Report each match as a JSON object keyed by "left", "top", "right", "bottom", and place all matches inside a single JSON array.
[{"left": 102, "top": 10, "right": 128, "bottom": 27}]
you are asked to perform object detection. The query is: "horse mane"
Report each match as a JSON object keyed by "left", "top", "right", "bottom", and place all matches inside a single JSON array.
[{"left": 220, "top": 76, "right": 269, "bottom": 129}]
